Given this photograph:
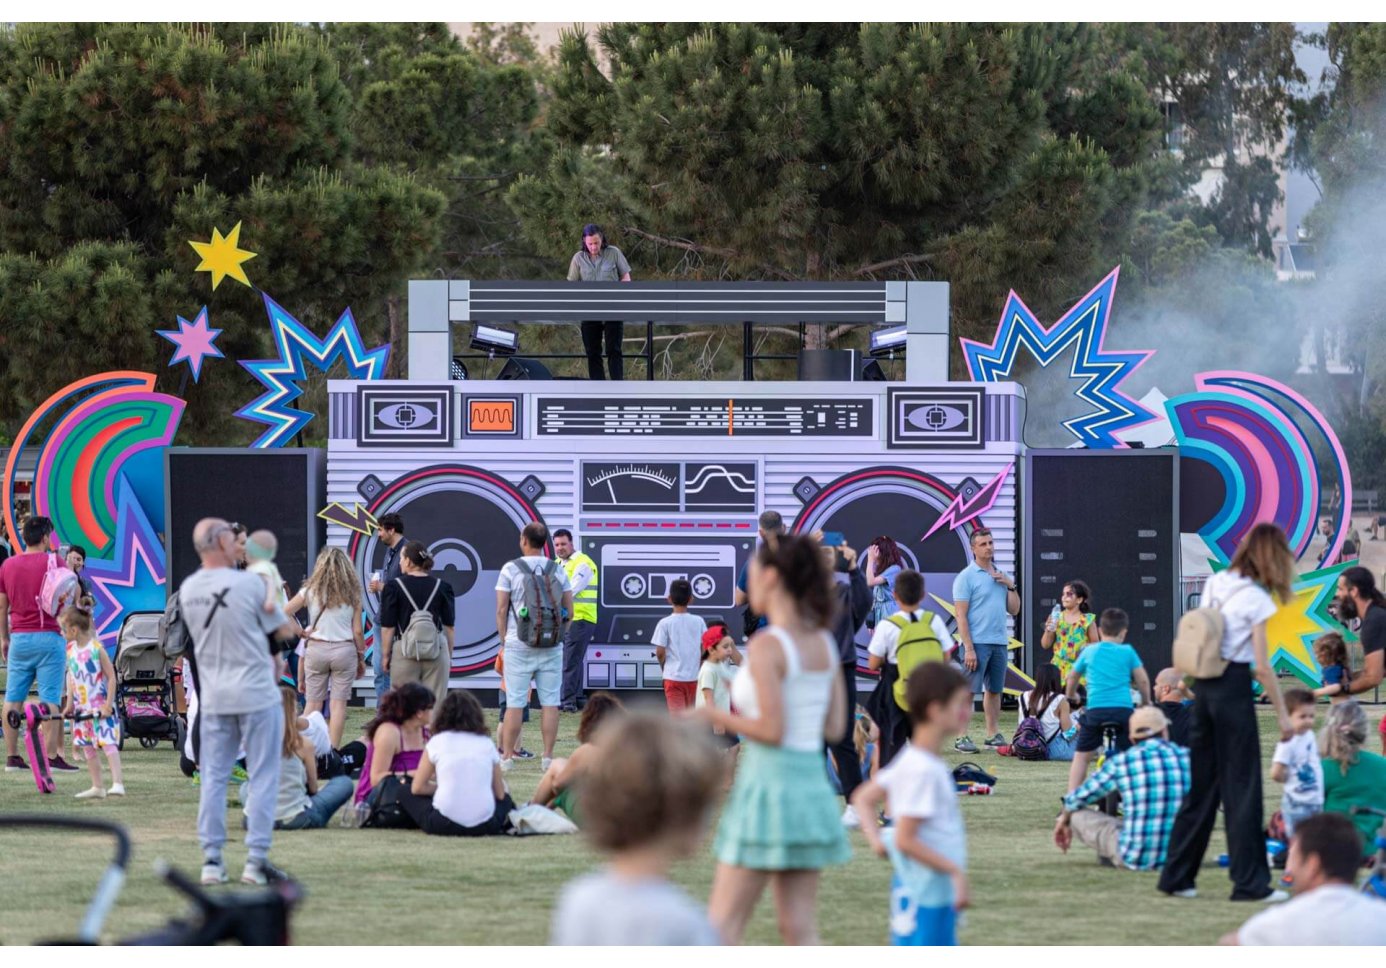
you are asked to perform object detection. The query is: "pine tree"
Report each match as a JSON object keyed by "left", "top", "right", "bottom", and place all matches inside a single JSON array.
[
  {"left": 0, "top": 23, "right": 446, "bottom": 440},
  {"left": 507, "top": 23, "right": 1169, "bottom": 375}
]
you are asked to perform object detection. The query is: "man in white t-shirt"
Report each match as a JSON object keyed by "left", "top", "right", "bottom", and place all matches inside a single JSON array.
[
  {"left": 495, "top": 523, "right": 572, "bottom": 772},
  {"left": 1223, "top": 812, "right": 1386, "bottom": 945}
]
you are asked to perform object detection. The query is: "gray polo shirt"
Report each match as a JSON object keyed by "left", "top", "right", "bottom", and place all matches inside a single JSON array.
[{"left": 567, "top": 245, "right": 631, "bottom": 282}]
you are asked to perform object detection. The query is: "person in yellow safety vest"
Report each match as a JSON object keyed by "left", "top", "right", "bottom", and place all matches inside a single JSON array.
[{"left": 553, "top": 529, "right": 598, "bottom": 712}]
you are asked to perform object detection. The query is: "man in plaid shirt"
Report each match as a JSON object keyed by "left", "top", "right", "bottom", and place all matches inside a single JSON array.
[{"left": 1054, "top": 707, "right": 1191, "bottom": 870}]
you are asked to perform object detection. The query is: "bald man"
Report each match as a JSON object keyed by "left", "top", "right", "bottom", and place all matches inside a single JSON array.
[
  {"left": 1153, "top": 667, "right": 1192, "bottom": 747},
  {"left": 179, "top": 518, "right": 297, "bottom": 888}
]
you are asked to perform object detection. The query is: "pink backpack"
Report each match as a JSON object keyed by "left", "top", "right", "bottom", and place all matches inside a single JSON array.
[{"left": 38, "top": 553, "right": 82, "bottom": 618}]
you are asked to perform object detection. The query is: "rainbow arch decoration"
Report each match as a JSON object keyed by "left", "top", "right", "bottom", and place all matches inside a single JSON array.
[
  {"left": 1166, "top": 371, "right": 1350, "bottom": 566},
  {"left": 4, "top": 372, "right": 183, "bottom": 556}
]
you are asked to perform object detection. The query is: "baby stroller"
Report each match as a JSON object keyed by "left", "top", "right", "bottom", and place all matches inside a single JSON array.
[{"left": 114, "top": 612, "right": 185, "bottom": 751}]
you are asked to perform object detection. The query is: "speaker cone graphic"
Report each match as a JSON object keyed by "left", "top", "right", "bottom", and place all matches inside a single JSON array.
[{"left": 350, "top": 464, "right": 547, "bottom": 675}]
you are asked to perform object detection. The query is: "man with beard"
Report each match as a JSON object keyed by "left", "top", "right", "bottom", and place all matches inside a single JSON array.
[{"left": 1336, "top": 567, "right": 1385, "bottom": 697}]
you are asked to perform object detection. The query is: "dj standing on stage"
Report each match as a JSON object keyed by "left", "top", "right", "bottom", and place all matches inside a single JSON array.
[{"left": 567, "top": 223, "right": 632, "bottom": 381}]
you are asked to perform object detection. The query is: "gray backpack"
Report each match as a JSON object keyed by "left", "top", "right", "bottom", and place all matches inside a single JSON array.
[
  {"left": 509, "top": 558, "right": 566, "bottom": 648},
  {"left": 395, "top": 578, "right": 444, "bottom": 662}
]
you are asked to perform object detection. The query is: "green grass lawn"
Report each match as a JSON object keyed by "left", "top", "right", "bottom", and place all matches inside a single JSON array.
[{"left": 0, "top": 688, "right": 1358, "bottom": 946}]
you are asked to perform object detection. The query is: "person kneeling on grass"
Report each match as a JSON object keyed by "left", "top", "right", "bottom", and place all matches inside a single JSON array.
[
  {"left": 1221, "top": 812, "right": 1386, "bottom": 945},
  {"left": 1053, "top": 706, "right": 1190, "bottom": 871},
  {"left": 243, "top": 687, "right": 355, "bottom": 830},
  {"left": 398, "top": 690, "right": 516, "bottom": 837},
  {"left": 550, "top": 712, "right": 724, "bottom": 945},
  {"left": 853, "top": 662, "right": 973, "bottom": 947},
  {"left": 532, "top": 691, "right": 625, "bottom": 826}
]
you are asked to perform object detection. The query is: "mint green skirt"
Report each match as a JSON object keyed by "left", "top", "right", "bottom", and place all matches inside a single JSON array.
[{"left": 714, "top": 741, "right": 852, "bottom": 870}]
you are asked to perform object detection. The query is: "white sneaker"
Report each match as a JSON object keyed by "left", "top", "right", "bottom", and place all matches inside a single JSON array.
[
  {"left": 200, "top": 857, "right": 228, "bottom": 886},
  {"left": 74, "top": 786, "right": 107, "bottom": 800},
  {"left": 541, "top": 757, "right": 553, "bottom": 772},
  {"left": 841, "top": 805, "right": 861, "bottom": 829},
  {"left": 499, "top": 757, "right": 513, "bottom": 774},
  {"left": 108, "top": 783, "right": 125, "bottom": 797},
  {"left": 1165, "top": 888, "right": 1197, "bottom": 899},
  {"left": 1262, "top": 890, "right": 1290, "bottom": 903}
]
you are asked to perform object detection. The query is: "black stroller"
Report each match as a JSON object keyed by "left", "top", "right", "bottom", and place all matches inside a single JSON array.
[
  {"left": 113, "top": 612, "right": 185, "bottom": 751},
  {"left": 0, "top": 815, "right": 301, "bottom": 944}
]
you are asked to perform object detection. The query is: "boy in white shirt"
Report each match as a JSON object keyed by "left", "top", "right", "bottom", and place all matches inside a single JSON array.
[
  {"left": 1270, "top": 688, "right": 1324, "bottom": 837},
  {"left": 853, "top": 661, "right": 973, "bottom": 946},
  {"left": 651, "top": 579, "right": 707, "bottom": 711},
  {"left": 866, "top": 570, "right": 955, "bottom": 768}
]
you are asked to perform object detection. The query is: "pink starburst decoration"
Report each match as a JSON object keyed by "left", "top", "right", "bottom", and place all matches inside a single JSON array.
[{"left": 157, "top": 306, "right": 223, "bottom": 382}]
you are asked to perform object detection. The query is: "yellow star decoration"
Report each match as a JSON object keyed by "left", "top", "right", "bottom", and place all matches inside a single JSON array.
[
  {"left": 1265, "top": 566, "right": 1346, "bottom": 687},
  {"left": 187, "top": 221, "right": 257, "bottom": 290}
]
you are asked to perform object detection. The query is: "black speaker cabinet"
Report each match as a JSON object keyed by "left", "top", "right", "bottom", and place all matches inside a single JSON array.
[
  {"left": 1023, "top": 450, "right": 1180, "bottom": 674},
  {"left": 797, "top": 349, "right": 860, "bottom": 382},
  {"left": 164, "top": 448, "right": 327, "bottom": 592},
  {"left": 497, "top": 357, "right": 553, "bottom": 380}
]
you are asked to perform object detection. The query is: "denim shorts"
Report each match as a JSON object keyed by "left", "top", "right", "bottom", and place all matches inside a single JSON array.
[
  {"left": 969, "top": 642, "right": 1009, "bottom": 695},
  {"left": 4, "top": 631, "right": 67, "bottom": 704},
  {"left": 501, "top": 644, "right": 562, "bottom": 708}
]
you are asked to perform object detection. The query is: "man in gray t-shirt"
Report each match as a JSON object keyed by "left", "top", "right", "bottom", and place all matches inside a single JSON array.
[{"left": 179, "top": 517, "right": 296, "bottom": 888}]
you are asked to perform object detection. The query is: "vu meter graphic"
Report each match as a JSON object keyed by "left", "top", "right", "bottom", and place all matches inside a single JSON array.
[{"left": 582, "top": 462, "right": 680, "bottom": 512}]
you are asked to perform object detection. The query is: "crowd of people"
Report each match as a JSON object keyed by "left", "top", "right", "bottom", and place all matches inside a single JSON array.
[{"left": 7, "top": 502, "right": 1386, "bottom": 946}]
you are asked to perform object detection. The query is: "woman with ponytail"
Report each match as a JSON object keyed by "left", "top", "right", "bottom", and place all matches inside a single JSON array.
[
  {"left": 377, "top": 541, "right": 455, "bottom": 700},
  {"left": 697, "top": 533, "right": 849, "bottom": 944},
  {"left": 1321, "top": 700, "right": 1386, "bottom": 857}
]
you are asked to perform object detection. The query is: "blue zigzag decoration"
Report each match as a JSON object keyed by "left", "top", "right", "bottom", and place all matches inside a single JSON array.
[
  {"left": 959, "top": 267, "right": 1155, "bottom": 449},
  {"left": 236, "top": 293, "right": 390, "bottom": 448}
]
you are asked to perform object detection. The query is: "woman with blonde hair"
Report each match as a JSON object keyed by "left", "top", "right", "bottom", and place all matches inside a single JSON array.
[
  {"left": 1159, "top": 523, "right": 1294, "bottom": 902},
  {"left": 1321, "top": 700, "right": 1386, "bottom": 857},
  {"left": 285, "top": 547, "right": 366, "bottom": 747}
]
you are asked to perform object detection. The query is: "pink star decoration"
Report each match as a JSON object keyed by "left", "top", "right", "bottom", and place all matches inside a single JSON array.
[{"left": 157, "top": 306, "right": 224, "bottom": 382}]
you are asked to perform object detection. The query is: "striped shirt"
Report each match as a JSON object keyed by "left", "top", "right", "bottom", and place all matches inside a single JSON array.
[{"left": 1063, "top": 737, "right": 1191, "bottom": 870}]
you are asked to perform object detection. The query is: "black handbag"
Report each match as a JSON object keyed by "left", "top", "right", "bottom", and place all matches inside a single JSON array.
[{"left": 362, "top": 774, "right": 416, "bottom": 829}]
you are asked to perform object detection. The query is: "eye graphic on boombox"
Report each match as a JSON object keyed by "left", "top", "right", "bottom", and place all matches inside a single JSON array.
[{"left": 600, "top": 543, "right": 739, "bottom": 608}]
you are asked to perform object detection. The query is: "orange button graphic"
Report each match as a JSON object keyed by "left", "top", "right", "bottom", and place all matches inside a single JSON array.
[{"left": 468, "top": 399, "right": 516, "bottom": 434}]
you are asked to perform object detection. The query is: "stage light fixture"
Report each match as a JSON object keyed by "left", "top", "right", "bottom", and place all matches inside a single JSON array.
[
  {"left": 869, "top": 325, "right": 907, "bottom": 358},
  {"left": 470, "top": 324, "right": 519, "bottom": 357},
  {"left": 449, "top": 357, "right": 469, "bottom": 380}
]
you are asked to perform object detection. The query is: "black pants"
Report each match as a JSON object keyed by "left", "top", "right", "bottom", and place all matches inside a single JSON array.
[
  {"left": 561, "top": 620, "right": 595, "bottom": 709},
  {"left": 398, "top": 788, "right": 516, "bottom": 837},
  {"left": 581, "top": 320, "right": 624, "bottom": 380},
  {"left": 826, "top": 663, "right": 861, "bottom": 803},
  {"left": 1158, "top": 663, "right": 1271, "bottom": 900}
]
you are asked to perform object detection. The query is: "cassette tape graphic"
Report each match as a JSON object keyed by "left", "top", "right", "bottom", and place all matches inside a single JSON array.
[{"left": 601, "top": 543, "right": 737, "bottom": 608}]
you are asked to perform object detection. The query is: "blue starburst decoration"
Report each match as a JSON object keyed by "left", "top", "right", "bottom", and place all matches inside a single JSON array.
[
  {"left": 959, "top": 267, "right": 1155, "bottom": 449},
  {"left": 85, "top": 476, "right": 167, "bottom": 653},
  {"left": 236, "top": 293, "right": 390, "bottom": 448}
]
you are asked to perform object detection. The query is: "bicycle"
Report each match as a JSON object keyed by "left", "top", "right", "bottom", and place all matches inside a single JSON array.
[
  {"left": 1350, "top": 805, "right": 1386, "bottom": 899},
  {"left": 0, "top": 815, "right": 302, "bottom": 944}
]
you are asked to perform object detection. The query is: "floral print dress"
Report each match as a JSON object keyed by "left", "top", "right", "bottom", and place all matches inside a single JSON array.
[
  {"left": 66, "top": 640, "right": 120, "bottom": 748},
  {"left": 1052, "top": 612, "right": 1094, "bottom": 682}
]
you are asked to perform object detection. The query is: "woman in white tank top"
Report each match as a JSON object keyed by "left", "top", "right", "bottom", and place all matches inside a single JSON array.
[
  {"left": 285, "top": 547, "right": 366, "bottom": 748},
  {"left": 696, "top": 534, "right": 850, "bottom": 944}
]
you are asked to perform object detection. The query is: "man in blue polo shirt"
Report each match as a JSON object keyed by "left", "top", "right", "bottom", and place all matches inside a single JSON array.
[{"left": 951, "top": 528, "right": 1019, "bottom": 753}]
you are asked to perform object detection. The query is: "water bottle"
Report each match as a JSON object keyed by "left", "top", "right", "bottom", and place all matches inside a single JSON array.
[
  {"left": 1048, "top": 603, "right": 1062, "bottom": 632},
  {"left": 518, "top": 606, "right": 529, "bottom": 618}
]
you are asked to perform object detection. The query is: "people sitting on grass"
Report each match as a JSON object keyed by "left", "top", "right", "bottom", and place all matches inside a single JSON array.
[
  {"left": 1064, "top": 608, "right": 1150, "bottom": 794},
  {"left": 1270, "top": 688, "right": 1323, "bottom": 839},
  {"left": 1221, "top": 812, "right": 1386, "bottom": 945},
  {"left": 532, "top": 692, "right": 625, "bottom": 826},
  {"left": 396, "top": 690, "right": 515, "bottom": 837},
  {"left": 1018, "top": 663, "right": 1074, "bottom": 761},
  {"left": 1320, "top": 699, "right": 1386, "bottom": 858},
  {"left": 550, "top": 712, "right": 724, "bottom": 945},
  {"left": 1053, "top": 706, "right": 1190, "bottom": 871},
  {"left": 354, "top": 683, "right": 434, "bottom": 811},
  {"left": 247, "top": 686, "right": 355, "bottom": 830},
  {"left": 853, "top": 662, "right": 974, "bottom": 947},
  {"left": 1151, "top": 668, "right": 1192, "bottom": 746}
]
